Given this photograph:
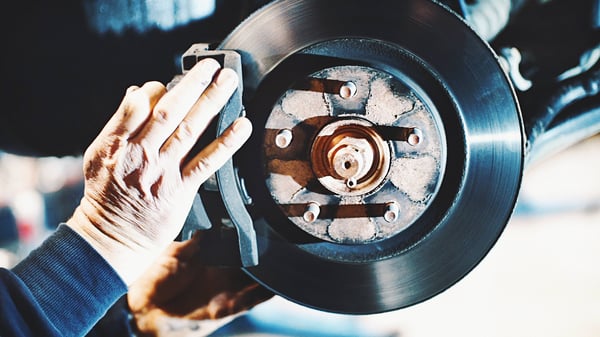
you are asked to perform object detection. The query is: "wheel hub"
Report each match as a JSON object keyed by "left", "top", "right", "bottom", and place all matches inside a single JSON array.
[{"left": 263, "top": 65, "right": 445, "bottom": 244}]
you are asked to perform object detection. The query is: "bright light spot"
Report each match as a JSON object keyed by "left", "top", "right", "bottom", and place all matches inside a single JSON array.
[{"left": 84, "top": 0, "right": 216, "bottom": 34}]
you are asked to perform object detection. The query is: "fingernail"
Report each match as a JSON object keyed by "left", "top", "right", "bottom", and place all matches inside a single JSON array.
[
  {"left": 215, "top": 68, "right": 239, "bottom": 88},
  {"left": 232, "top": 117, "right": 252, "bottom": 134},
  {"left": 197, "top": 57, "right": 221, "bottom": 72}
]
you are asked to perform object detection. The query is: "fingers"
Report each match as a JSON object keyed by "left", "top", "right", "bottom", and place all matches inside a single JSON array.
[
  {"left": 166, "top": 234, "right": 203, "bottom": 261},
  {"left": 183, "top": 117, "right": 252, "bottom": 185},
  {"left": 91, "top": 57, "right": 244, "bottom": 180},
  {"left": 132, "top": 58, "right": 223, "bottom": 150},
  {"left": 228, "top": 283, "right": 274, "bottom": 315},
  {"left": 96, "top": 82, "right": 166, "bottom": 140},
  {"left": 160, "top": 68, "right": 239, "bottom": 159},
  {"left": 185, "top": 283, "right": 274, "bottom": 320}
]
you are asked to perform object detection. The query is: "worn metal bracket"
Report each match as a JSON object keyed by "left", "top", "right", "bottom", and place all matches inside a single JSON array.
[{"left": 177, "top": 44, "right": 259, "bottom": 267}]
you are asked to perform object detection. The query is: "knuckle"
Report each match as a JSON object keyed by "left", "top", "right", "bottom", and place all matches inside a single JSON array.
[
  {"left": 188, "top": 68, "right": 213, "bottom": 88},
  {"left": 142, "top": 81, "right": 167, "bottom": 95},
  {"left": 195, "top": 156, "right": 213, "bottom": 173},
  {"left": 124, "top": 88, "right": 144, "bottom": 104},
  {"left": 199, "top": 89, "right": 225, "bottom": 117},
  {"left": 219, "top": 131, "right": 240, "bottom": 150},
  {"left": 177, "top": 121, "right": 195, "bottom": 141},
  {"left": 153, "top": 92, "right": 184, "bottom": 122},
  {"left": 201, "top": 85, "right": 218, "bottom": 107},
  {"left": 202, "top": 82, "right": 235, "bottom": 111},
  {"left": 145, "top": 80, "right": 166, "bottom": 88},
  {"left": 122, "top": 143, "right": 148, "bottom": 170},
  {"left": 152, "top": 106, "right": 170, "bottom": 124},
  {"left": 125, "top": 85, "right": 139, "bottom": 94},
  {"left": 164, "top": 122, "right": 194, "bottom": 153},
  {"left": 123, "top": 88, "right": 150, "bottom": 113}
]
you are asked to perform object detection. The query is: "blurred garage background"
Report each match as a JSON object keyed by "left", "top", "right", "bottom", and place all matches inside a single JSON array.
[{"left": 1, "top": 0, "right": 599, "bottom": 336}]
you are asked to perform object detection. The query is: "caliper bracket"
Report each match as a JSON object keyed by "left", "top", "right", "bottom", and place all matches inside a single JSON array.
[{"left": 176, "top": 44, "right": 258, "bottom": 267}]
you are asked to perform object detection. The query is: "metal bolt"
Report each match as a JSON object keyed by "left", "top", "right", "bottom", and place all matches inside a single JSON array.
[
  {"left": 346, "top": 177, "right": 358, "bottom": 189},
  {"left": 384, "top": 201, "right": 399, "bottom": 223},
  {"left": 407, "top": 128, "right": 423, "bottom": 146},
  {"left": 303, "top": 202, "right": 320, "bottom": 223},
  {"left": 275, "top": 129, "right": 293, "bottom": 148},
  {"left": 339, "top": 81, "right": 357, "bottom": 99}
]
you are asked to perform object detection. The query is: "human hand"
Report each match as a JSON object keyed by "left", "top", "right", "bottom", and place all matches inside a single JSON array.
[
  {"left": 67, "top": 59, "right": 252, "bottom": 285},
  {"left": 127, "top": 234, "right": 273, "bottom": 336}
]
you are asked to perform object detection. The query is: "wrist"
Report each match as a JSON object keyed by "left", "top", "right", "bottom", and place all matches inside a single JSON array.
[{"left": 66, "top": 204, "right": 159, "bottom": 285}]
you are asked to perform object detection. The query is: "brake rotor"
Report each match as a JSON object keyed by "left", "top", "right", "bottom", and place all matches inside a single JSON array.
[{"left": 219, "top": 0, "right": 524, "bottom": 313}]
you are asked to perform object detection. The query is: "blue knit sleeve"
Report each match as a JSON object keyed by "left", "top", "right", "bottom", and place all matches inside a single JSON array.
[{"left": 1, "top": 225, "right": 128, "bottom": 337}]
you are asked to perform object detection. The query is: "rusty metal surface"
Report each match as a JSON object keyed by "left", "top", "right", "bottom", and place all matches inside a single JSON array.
[{"left": 264, "top": 65, "right": 445, "bottom": 243}]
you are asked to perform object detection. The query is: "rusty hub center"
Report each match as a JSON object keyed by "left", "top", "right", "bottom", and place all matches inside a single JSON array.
[
  {"left": 263, "top": 65, "right": 445, "bottom": 244},
  {"left": 311, "top": 119, "right": 390, "bottom": 196}
]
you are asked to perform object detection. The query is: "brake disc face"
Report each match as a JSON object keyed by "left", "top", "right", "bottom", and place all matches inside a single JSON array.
[{"left": 216, "top": 0, "right": 524, "bottom": 313}]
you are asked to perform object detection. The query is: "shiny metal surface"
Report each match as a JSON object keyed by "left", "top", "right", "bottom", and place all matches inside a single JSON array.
[{"left": 220, "top": 0, "right": 524, "bottom": 313}]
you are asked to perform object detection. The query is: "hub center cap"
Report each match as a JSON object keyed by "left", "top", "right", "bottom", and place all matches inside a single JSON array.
[{"left": 311, "top": 119, "right": 391, "bottom": 196}]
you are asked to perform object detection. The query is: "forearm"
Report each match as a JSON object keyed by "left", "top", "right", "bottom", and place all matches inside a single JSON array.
[{"left": 10, "top": 225, "right": 127, "bottom": 337}]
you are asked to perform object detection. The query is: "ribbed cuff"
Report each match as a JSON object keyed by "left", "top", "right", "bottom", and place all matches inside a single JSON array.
[{"left": 13, "top": 224, "right": 127, "bottom": 337}]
